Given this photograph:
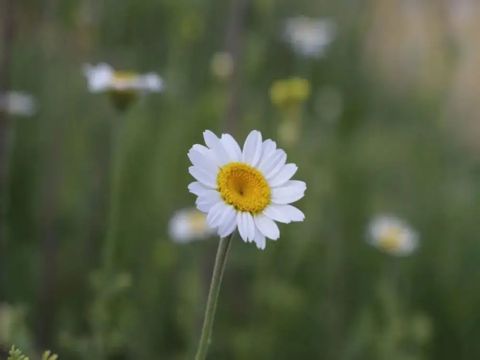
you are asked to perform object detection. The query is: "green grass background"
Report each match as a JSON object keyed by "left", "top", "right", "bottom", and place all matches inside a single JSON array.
[{"left": 2, "top": 0, "right": 480, "bottom": 359}]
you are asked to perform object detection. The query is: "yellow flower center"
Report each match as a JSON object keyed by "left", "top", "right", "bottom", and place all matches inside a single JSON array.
[
  {"left": 378, "top": 227, "right": 403, "bottom": 252},
  {"left": 217, "top": 162, "right": 271, "bottom": 213},
  {"left": 113, "top": 71, "right": 138, "bottom": 82},
  {"left": 109, "top": 71, "right": 139, "bottom": 111}
]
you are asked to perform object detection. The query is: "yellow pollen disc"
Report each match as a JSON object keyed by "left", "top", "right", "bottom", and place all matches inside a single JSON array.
[
  {"left": 217, "top": 162, "right": 271, "bottom": 213},
  {"left": 109, "top": 71, "right": 139, "bottom": 110},
  {"left": 378, "top": 227, "right": 403, "bottom": 252},
  {"left": 113, "top": 71, "right": 138, "bottom": 82}
]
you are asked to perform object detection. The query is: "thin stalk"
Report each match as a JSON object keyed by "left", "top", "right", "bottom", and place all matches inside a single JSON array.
[
  {"left": 195, "top": 233, "right": 234, "bottom": 360},
  {"left": 102, "top": 114, "right": 123, "bottom": 274},
  {"left": 94, "top": 113, "right": 124, "bottom": 359}
]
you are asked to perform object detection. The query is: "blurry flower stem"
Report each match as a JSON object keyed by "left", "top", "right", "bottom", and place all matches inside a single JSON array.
[
  {"left": 84, "top": 118, "right": 118, "bottom": 271},
  {"left": 102, "top": 116, "right": 124, "bottom": 274},
  {"left": 295, "top": 57, "right": 312, "bottom": 79},
  {"left": 0, "top": 0, "right": 15, "bottom": 299},
  {"left": 195, "top": 233, "right": 233, "bottom": 360},
  {"left": 278, "top": 105, "right": 302, "bottom": 148},
  {"left": 387, "top": 257, "right": 403, "bottom": 301},
  {"left": 93, "top": 113, "right": 126, "bottom": 358}
]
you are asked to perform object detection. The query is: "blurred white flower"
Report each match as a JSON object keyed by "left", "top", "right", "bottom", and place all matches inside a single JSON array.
[
  {"left": 368, "top": 215, "right": 419, "bottom": 256},
  {"left": 83, "top": 63, "right": 164, "bottom": 93},
  {"left": 284, "top": 16, "right": 336, "bottom": 58},
  {"left": 0, "top": 91, "right": 36, "bottom": 117},
  {"left": 169, "top": 208, "right": 213, "bottom": 243},
  {"left": 188, "top": 130, "right": 306, "bottom": 250}
]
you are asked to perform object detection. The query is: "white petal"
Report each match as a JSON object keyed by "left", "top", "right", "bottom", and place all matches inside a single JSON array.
[
  {"left": 189, "top": 166, "right": 217, "bottom": 188},
  {"left": 259, "top": 149, "right": 286, "bottom": 178},
  {"left": 253, "top": 227, "right": 266, "bottom": 250},
  {"left": 140, "top": 73, "right": 163, "bottom": 92},
  {"left": 220, "top": 134, "right": 242, "bottom": 162},
  {"left": 269, "top": 163, "right": 298, "bottom": 187},
  {"left": 245, "top": 212, "right": 256, "bottom": 241},
  {"left": 188, "top": 148, "right": 218, "bottom": 174},
  {"left": 84, "top": 63, "right": 113, "bottom": 92},
  {"left": 191, "top": 144, "right": 209, "bottom": 155},
  {"left": 191, "top": 144, "right": 222, "bottom": 167},
  {"left": 260, "top": 139, "right": 277, "bottom": 162},
  {"left": 280, "top": 205, "right": 305, "bottom": 222},
  {"left": 265, "top": 150, "right": 287, "bottom": 179},
  {"left": 263, "top": 204, "right": 292, "bottom": 223},
  {"left": 254, "top": 214, "right": 280, "bottom": 240},
  {"left": 203, "top": 130, "right": 220, "bottom": 149},
  {"left": 271, "top": 180, "right": 306, "bottom": 204},
  {"left": 218, "top": 206, "right": 237, "bottom": 237},
  {"left": 197, "top": 189, "right": 222, "bottom": 205},
  {"left": 211, "top": 144, "right": 230, "bottom": 166},
  {"left": 257, "top": 140, "right": 277, "bottom": 171},
  {"left": 196, "top": 190, "right": 221, "bottom": 212},
  {"left": 188, "top": 181, "right": 209, "bottom": 196},
  {"left": 203, "top": 130, "right": 229, "bottom": 165},
  {"left": 207, "top": 202, "right": 228, "bottom": 228},
  {"left": 197, "top": 190, "right": 221, "bottom": 203},
  {"left": 237, "top": 212, "right": 249, "bottom": 242},
  {"left": 242, "top": 130, "right": 263, "bottom": 166}
]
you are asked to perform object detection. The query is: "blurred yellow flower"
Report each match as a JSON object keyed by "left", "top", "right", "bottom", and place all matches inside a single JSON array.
[{"left": 270, "top": 77, "right": 310, "bottom": 111}]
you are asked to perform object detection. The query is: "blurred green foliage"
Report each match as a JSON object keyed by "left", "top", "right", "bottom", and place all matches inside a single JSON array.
[{"left": 2, "top": 0, "right": 480, "bottom": 359}]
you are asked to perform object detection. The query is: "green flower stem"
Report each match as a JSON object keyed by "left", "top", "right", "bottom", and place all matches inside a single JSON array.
[
  {"left": 95, "top": 114, "right": 124, "bottom": 358},
  {"left": 195, "top": 233, "right": 234, "bottom": 360},
  {"left": 103, "top": 116, "right": 123, "bottom": 274}
]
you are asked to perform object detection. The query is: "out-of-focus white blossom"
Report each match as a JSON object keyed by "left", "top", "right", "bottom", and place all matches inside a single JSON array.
[
  {"left": 0, "top": 92, "right": 36, "bottom": 117},
  {"left": 169, "top": 208, "right": 213, "bottom": 244},
  {"left": 284, "top": 17, "right": 336, "bottom": 58},
  {"left": 368, "top": 215, "right": 419, "bottom": 256},
  {"left": 83, "top": 63, "right": 164, "bottom": 93}
]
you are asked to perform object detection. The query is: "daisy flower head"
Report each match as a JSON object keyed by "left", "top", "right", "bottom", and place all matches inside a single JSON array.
[
  {"left": 368, "top": 215, "right": 419, "bottom": 256},
  {"left": 188, "top": 130, "right": 306, "bottom": 250},
  {"left": 83, "top": 63, "right": 163, "bottom": 110},
  {"left": 0, "top": 91, "right": 36, "bottom": 117},
  {"left": 284, "top": 16, "right": 336, "bottom": 58},
  {"left": 169, "top": 208, "right": 213, "bottom": 244}
]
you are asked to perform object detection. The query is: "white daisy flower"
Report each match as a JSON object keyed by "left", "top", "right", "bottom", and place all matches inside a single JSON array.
[
  {"left": 284, "top": 16, "right": 336, "bottom": 58},
  {"left": 83, "top": 63, "right": 164, "bottom": 93},
  {"left": 169, "top": 208, "right": 213, "bottom": 244},
  {"left": 187, "top": 130, "right": 306, "bottom": 250},
  {"left": 368, "top": 215, "right": 419, "bottom": 256},
  {"left": 0, "top": 91, "right": 36, "bottom": 117}
]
